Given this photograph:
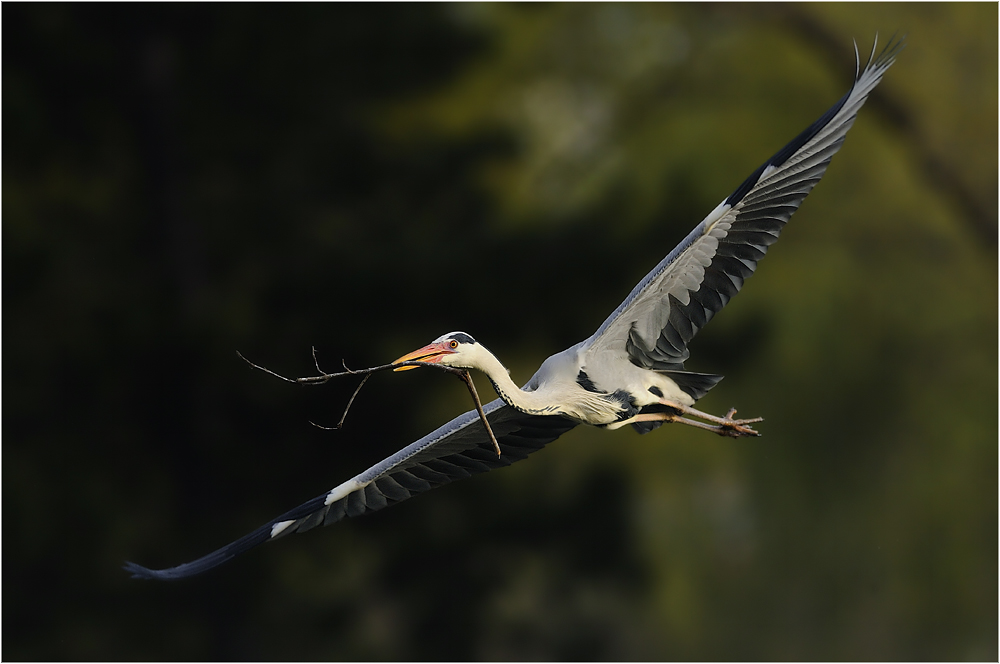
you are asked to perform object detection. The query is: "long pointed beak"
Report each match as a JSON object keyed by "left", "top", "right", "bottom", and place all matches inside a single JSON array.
[{"left": 392, "top": 342, "right": 455, "bottom": 372}]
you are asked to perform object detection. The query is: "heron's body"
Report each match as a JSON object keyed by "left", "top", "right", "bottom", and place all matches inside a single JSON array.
[
  {"left": 126, "top": 37, "right": 903, "bottom": 581},
  {"left": 449, "top": 337, "right": 696, "bottom": 427}
]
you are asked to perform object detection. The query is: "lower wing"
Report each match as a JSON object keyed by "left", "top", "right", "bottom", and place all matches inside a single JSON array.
[{"left": 125, "top": 400, "right": 576, "bottom": 580}]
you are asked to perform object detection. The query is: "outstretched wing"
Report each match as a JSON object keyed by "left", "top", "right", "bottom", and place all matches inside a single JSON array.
[
  {"left": 125, "top": 400, "right": 576, "bottom": 580},
  {"left": 586, "top": 37, "right": 903, "bottom": 371}
]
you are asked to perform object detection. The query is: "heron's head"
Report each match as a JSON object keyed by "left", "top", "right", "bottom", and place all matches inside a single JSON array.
[{"left": 392, "top": 332, "right": 482, "bottom": 372}]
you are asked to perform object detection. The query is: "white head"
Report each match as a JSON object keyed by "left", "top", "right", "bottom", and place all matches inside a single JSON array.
[{"left": 392, "top": 331, "right": 489, "bottom": 372}]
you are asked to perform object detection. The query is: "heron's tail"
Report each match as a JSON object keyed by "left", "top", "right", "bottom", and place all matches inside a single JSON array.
[{"left": 656, "top": 369, "right": 724, "bottom": 401}]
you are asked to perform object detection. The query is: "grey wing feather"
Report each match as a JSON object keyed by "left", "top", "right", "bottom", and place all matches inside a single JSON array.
[
  {"left": 124, "top": 400, "right": 576, "bottom": 580},
  {"left": 586, "top": 37, "right": 903, "bottom": 371}
]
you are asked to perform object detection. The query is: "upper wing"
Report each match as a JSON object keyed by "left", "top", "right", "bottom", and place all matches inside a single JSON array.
[
  {"left": 125, "top": 400, "right": 576, "bottom": 580},
  {"left": 586, "top": 37, "right": 903, "bottom": 371}
]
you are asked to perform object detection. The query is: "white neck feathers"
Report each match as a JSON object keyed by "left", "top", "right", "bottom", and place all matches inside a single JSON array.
[{"left": 463, "top": 344, "right": 558, "bottom": 416}]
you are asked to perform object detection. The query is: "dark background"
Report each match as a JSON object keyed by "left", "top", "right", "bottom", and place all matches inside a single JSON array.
[{"left": 4, "top": 3, "right": 996, "bottom": 660}]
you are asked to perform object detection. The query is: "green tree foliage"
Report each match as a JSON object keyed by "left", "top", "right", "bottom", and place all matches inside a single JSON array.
[{"left": 4, "top": 4, "right": 996, "bottom": 660}]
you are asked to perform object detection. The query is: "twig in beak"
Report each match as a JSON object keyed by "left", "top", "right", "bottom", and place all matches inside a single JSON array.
[{"left": 236, "top": 350, "right": 503, "bottom": 457}]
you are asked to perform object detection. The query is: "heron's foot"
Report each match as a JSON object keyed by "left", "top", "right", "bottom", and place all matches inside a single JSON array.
[
  {"left": 714, "top": 408, "right": 763, "bottom": 438},
  {"left": 655, "top": 400, "right": 763, "bottom": 438}
]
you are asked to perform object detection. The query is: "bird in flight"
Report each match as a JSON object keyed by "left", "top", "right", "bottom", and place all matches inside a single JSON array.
[{"left": 126, "top": 37, "right": 902, "bottom": 580}]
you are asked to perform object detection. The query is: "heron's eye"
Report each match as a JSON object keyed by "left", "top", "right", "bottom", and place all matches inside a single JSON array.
[{"left": 449, "top": 340, "right": 459, "bottom": 349}]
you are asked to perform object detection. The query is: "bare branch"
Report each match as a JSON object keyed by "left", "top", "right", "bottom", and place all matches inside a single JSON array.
[
  {"left": 238, "top": 350, "right": 479, "bottom": 383},
  {"left": 236, "top": 350, "right": 503, "bottom": 457}
]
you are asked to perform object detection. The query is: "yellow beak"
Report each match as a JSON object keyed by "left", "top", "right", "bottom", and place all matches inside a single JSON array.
[{"left": 392, "top": 342, "right": 455, "bottom": 372}]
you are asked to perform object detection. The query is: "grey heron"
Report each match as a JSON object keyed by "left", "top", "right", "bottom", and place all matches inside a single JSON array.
[{"left": 126, "top": 37, "right": 902, "bottom": 580}]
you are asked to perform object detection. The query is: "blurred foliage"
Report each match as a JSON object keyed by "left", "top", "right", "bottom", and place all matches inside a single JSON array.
[{"left": 3, "top": 3, "right": 996, "bottom": 661}]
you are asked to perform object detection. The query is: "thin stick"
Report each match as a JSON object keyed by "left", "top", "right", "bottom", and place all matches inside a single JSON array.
[
  {"left": 335, "top": 374, "right": 371, "bottom": 428},
  {"left": 311, "top": 346, "right": 324, "bottom": 374},
  {"left": 458, "top": 370, "right": 501, "bottom": 458},
  {"left": 236, "top": 350, "right": 303, "bottom": 383}
]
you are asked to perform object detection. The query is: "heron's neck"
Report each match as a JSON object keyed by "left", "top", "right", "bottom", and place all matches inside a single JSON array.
[{"left": 471, "top": 350, "right": 557, "bottom": 416}]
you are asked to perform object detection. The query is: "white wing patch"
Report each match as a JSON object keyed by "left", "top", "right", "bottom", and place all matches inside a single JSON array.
[
  {"left": 270, "top": 520, "right": 295, "bottom": 538},
  {"left": 325, "top": 478, "right": 365, "bottom": 506}
]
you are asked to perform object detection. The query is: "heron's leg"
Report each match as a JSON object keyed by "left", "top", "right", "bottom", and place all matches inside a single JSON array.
[
  {"left": 655, "top": 400, "right": 762, "bottom": 437},
  {"left": 627, "top": 411, "right": 758, "bottom": 437},
  {"left": 661, "top": 401, "right": 763, "bottom": 427}
]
